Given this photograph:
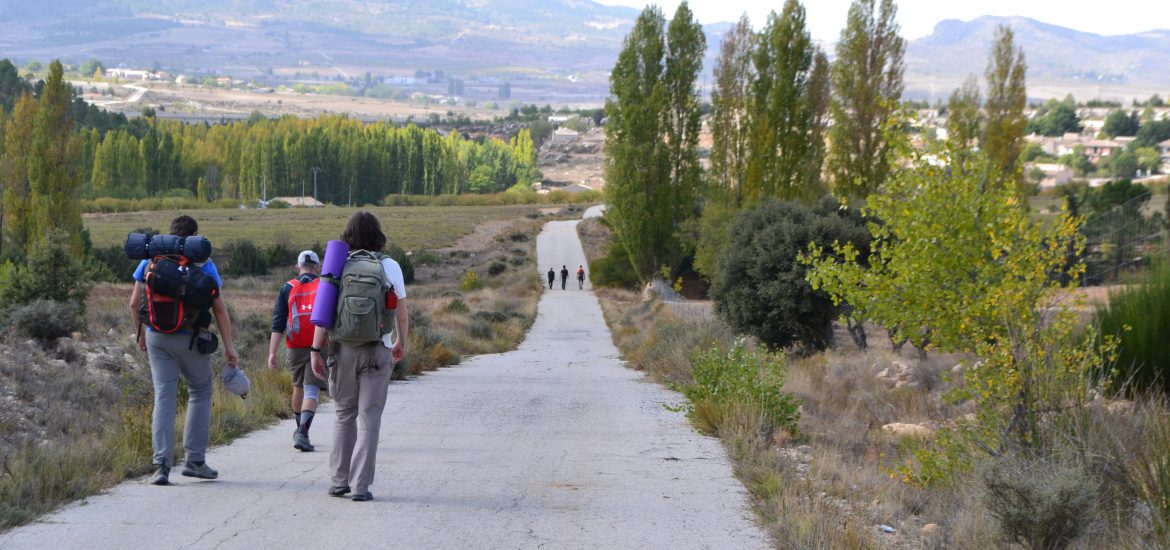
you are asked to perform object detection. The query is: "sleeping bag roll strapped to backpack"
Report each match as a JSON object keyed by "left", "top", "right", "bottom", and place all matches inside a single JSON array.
[{"left": 124, "top": 233, "right": 212, "bottom": 263}]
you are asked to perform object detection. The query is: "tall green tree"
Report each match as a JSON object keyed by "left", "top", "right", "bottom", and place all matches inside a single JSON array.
[
  {"left": 605, "top": 6, "right": 669, "bottom": 282},
  {"left": 1, "top": 93, "right": 36, "bottom": 257},
  {"left": 827, "top": 0, "right": 905, "bottom": 199},
  {"left": 710, "top": 14, "right": 754, "bottom": 206},
  {"left": 946, "top": 75, "right": 981, "bottom": 163},
  {"left": 662, "top": 2, "right": 706, "bottom": 262},
  {"left": 28, "top": 60, "right": 84, "bottom": 255},
  {"left": 604, "top": 5, "right": 704, "bottom": 282},
  {"left": 983, "top": 25, "right": 1027, "bottom": 193},
  {"left": 744, "top": 0, "right": 828, "bottom": 203}
]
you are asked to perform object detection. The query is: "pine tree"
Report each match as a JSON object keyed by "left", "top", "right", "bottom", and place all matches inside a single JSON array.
[
  {"left": 827, "top": 0, "right": 904, "bottom": 199},
  {"left": 983, "top": 25, "right": 1027, "bottom": 193},
  {"left": 710, "top": 14, "right": 754, "bottom": 206}
]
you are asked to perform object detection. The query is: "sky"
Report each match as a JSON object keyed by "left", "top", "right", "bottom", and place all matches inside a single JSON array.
[{"left": 593, "top": 0, "right": 1170, "bottom": 43}]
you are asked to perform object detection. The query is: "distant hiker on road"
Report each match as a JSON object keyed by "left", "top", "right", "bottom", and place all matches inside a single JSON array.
[
  {"left": 576, "top": 265, "right": 585, "bottom": 289},
  {"left": 268, "top": 250, "right": 328, "bottom": 452},
  {"left": 560, "top": 265, "right": 569, "bottom": 290},
  {"left": 547, "top": 267, "right": 555, "bottom": 289},
  {"left": 130, "top": 215, "right": 239, "bottom": 486},
  {"left": 311, "top": 211, "right": 409, "bottom": 502}
]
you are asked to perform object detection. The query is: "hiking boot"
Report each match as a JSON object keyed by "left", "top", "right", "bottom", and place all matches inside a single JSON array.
[
  {"left": 328, "top": 485, "right": 351, "bottom": 497},
  {"left": 181, "top": 461, "right": 219, "bottom": 480},
  {"left": 293, "top": 432, "right": 315, "bottom": 452},
  {"left": 151, "top": 464, "right": 170, "bottom": 486}
]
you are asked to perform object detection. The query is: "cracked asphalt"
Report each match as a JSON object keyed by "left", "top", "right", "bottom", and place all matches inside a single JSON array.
[{"left": 0, "top": 211, "right": 769, "bottom": 549}]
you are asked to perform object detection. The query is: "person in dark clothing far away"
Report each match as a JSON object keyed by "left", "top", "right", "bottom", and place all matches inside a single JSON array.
[
  {"left": 560, "top": 265, "right": 569, "bottom": 290},
  {"left": 547, "top": 267, "right": 555, "bottom": 289},
  {"left": 577, "top": 265, "right": 585, "bottom": 289},
  {"left": 268, "top": 250, "right": 327, "bottom": 452}
]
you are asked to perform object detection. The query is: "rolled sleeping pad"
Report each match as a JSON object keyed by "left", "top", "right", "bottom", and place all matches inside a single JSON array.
[
  {"left": 125, "top": 233, "right": 151, "bottom": 260},
  {"left": 135, "top": 234, "right": 213, "bottom": 263},
  {"left": 310, "top": 240, "right": 349, "bottom": 328}
]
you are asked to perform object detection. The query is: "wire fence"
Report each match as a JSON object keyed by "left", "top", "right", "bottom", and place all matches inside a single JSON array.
[{"left": 1080, "top": 191, "right": 1169, "bottom": 285}]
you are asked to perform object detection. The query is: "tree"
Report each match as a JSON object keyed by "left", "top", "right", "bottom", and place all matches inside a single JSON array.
[
  {"left": 744, "top": 1, "right": 828, "bottom": 203},
  {"left": 712, "top": 197, "right": 869, "bottom": 351},
  {"left": 604, "top": 5, "right": 703, "bottom": 282},
  {"left": 709, "top": 14, "right": 754, "bottom": 206},
  {"left": 805, "top": 146, "right": 1102, "bottom": 453},
  {"left": 946, "top": 75, "right": 981, "bottom": 163},
  {"left": 827, "top": 0, "right": 905, "bottom": 199},
  {"left": 983, "top": 25, "right": 1027, "bottom": 194},
  {"left": 662, "top": 1, "right": 706, "bottom": 267},
  {"left": 1, "top": 93, "right": 36, "bottom": 257},
  {"left": 1026, "top": 96, "right": 1080, "bottom": 137},
  {"left": 1102, "top": 109, "right": 1139, "bottom": 138}
]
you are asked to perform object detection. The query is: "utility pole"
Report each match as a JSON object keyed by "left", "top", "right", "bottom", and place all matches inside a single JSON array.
[
  {"left": 301, "top": 179, "right": 305, "bottom": 204},
  {"left": 311, "top": 166, "right": 321, "bottom": 204},
  {"left": 348, "top": 179, "right": 353, "bottom": 207}
]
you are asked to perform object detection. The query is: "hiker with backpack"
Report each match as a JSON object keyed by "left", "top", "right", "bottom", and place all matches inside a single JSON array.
[
  {"left": 577, "top": 265, "right": 586, "bottom": 290},
  {"left": 310, "top": 211, "right": 409, "bottom": 502},
  {"left": 560, "top": 265, "right": 569, "bottom": 290},
  {"left": 128, "top": 215, "right": 239, "bottom": 486},
  {"left": 267, "top": 250, "right": 329, "bottom": 452}
]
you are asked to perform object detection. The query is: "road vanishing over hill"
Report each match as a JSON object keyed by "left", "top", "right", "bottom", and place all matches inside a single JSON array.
[{"left": 0, "top": 209, "right": 768, "bottom": 549}]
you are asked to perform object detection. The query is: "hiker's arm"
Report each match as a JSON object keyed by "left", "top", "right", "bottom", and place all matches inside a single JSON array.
[
  {"left": 267, "top": 333, "right": 282, "bottom": 372},
  {"left": 392, "top": 298, "right": 409, "bottom": 364},
  {"left": 129, "top": 282, "right": 146, "bottom": 352},
  {"left": 310, "top": 324, "right": 327, "bottom": 379},
  {"left": 212, "top": 297, "right": 239, "bottom": 366}
]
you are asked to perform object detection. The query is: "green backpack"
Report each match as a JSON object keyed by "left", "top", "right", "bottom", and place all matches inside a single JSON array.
[{"left": 329, "top": 250, "right": 396, "bottom": 345}]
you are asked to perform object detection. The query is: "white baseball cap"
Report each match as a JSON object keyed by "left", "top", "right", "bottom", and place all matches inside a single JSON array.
[{"left": 297, "top": 250, "right": 319, "bottom": 265}]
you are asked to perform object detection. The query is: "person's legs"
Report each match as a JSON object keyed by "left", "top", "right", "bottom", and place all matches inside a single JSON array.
[
  {"left": 176, "top": 343, "right": 214, "bottom": 466},
  {"left": 330, "top": 345, "right": 360, "bottom": 490},
  {"left": 147, "top": 332, "right": 180, "bottom": 469},
  {"left": 287, "top": 351, "right": 308, "bottom": 434},
  {"left": 350, "top": 344, "right": 392, "bottom": 498}
]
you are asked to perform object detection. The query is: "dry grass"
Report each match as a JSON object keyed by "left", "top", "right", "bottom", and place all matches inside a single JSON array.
[{"left": 83, "top": 204, "right": 546, "bottom": 250}]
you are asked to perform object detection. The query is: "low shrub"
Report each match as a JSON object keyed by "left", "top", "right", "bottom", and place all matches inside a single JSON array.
[
  {"left": 488, "top": 261, "right": 507, "bottom": 276},
  {"left": 442, "top": 298, "right": 470, "bottom": 314},
  {"left": 460, "top": 270, "right": 481, "bottom": 291},
  {"left": 982, "top": 453, "right": 1099, "bottom": 549},
  {"left": 386, "top": 244, "right": 415, "bottom": 284},
  {"left": 222, "top": 239, "right": 268, "bottom": 277},
  {"left": 590, "top": 243, "right": 640, "bottom": 290},
  {"left": 682, "top": 340, "right": 800, "bottom": 437},
  {"left": 9, "top": 300, "right": 83, "bottom": 344}
]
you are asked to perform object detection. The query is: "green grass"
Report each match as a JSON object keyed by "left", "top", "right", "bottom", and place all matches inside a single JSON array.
[{"left": 84, "top": 204, "right": 545, "bottom": 250}]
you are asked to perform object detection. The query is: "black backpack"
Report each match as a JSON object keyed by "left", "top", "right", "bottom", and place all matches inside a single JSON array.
[{"left": 139, "top": 255, "right": 220, "bottom": 333}]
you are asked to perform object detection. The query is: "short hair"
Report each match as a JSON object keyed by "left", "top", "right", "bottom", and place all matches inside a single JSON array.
[
  {"left": 170, "top": 215, "right": 199, "bottom": 237},
  {"left": 340, "top": 211, "right": 386, "bottom": 252}
]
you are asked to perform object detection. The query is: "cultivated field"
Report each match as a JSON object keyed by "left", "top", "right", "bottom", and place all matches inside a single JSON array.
[{"left": 83, "top": 204, "right": 545, "bottom": 251}]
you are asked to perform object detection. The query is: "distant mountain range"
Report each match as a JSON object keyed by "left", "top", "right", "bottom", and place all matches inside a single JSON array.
[{"left": 0, "top": 3, "right": 1166, "bottom": 102}]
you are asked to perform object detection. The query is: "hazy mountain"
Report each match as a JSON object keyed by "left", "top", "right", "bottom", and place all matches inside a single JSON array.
[
  {"left": 905, "top": 16, "right": 1170, "bottom": 99},
  {"left": 0, "top": 5, "right": 1166, "bottom": 103}
]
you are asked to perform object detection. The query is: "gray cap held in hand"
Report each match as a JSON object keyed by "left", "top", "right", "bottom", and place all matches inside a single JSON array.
[{"left": 221, "top": 365, "right": 250, "bottom": 398}]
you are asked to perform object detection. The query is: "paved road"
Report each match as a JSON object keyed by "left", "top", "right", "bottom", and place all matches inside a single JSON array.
[{"left": 0, "top": 218, "right": 768, "bottom": 549}]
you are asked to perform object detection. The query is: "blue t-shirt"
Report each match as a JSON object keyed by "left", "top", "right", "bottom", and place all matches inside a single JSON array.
[
  {"left": 134, "top": 258, "right": 222, "bottom": 286},
  {"left": 135, "top": 259, "right": 222, "bottom": 333}
]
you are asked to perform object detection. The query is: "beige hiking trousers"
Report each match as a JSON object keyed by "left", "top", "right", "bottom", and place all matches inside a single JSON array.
[{"left": 328, "top": 342, "right": 393, "bottom": 495}]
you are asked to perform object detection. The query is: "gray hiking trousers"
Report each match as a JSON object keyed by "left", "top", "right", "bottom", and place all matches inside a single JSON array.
[
  {"left": 147, "top": 331, "right": 215, "bottom": 467},
  {"left": 328, "top": 342, "right": 393, "bottom": 494}
]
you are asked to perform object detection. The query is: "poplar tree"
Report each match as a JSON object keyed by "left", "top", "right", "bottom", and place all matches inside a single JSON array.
[
  {"left": 1, "top": 94, "right": 36, "bottom": 257},
  {"left": 828, "top": 0, "right": 904, "bottom": 199},
  {"left": 663, "top": 2, "right": 705, "bottom": 237},
  {"left": 710, "top": 15, "right": 754, "bottom": 206},
  {"left": 745, "top": 0, "right": 827, "bottom": 203},
  {"left": 604, "top": 6, "right": 668, "bottom": 282},
  {"left": 983, "top": 25, "right": 1027, "bottom": 193},
  {"left": 946, "top": 74, "right": 981, "bottom": 164}
]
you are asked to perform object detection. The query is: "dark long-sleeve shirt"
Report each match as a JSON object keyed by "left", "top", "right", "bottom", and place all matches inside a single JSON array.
[{"left": 271, "top": 273, "right": 318, "bottom": 333}]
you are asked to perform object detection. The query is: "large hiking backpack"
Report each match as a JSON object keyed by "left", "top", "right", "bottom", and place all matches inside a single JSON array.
[
  {"left": 329, "top": 250, "right": 395, "bottom": 345},
  {"left": 139, "top": 255, "right": 220, "bottom": 333},
  {"left": 285, "top": 277, "right": 320, "bottom": 349}
]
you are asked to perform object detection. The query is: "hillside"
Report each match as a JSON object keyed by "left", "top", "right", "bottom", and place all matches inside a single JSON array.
[{"left": 905, "top": 16, "right": 1170, "bottom": 99}]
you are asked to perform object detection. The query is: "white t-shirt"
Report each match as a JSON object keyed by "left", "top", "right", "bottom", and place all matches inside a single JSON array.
[{"left": 381, "top": 257, "right": 407, "bottom": 349}]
